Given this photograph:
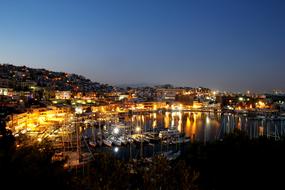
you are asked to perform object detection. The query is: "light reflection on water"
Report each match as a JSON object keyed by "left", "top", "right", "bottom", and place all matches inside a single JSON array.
[
  {"left": 85, "top": 112, "right": 285, "bottom": 160},
  {"left": 126, "top": 112, "right": 285, "bottom": 142}
]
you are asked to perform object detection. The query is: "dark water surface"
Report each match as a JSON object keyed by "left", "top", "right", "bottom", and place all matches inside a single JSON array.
[{"left": 89, "top": 111, "right": 285, "bottom": 159}]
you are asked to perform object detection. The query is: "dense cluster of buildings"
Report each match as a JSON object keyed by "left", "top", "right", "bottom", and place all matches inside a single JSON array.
[
  {"left": 1, "top": 64, "right": 285, "bottom": 120},
  {"left": 0, "top": 64, "right": 113, "bottom": 92}
]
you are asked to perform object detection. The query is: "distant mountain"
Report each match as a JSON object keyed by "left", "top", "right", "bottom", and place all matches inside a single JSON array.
[
  {"left": 117, "top": 83, "right": 197, "bottom": 90},
  {"left": 0, "top": 64, "right": 113, "bottom": 92},
  {"left": 116, "top": 83, "right": 159, "bottom": 88}
]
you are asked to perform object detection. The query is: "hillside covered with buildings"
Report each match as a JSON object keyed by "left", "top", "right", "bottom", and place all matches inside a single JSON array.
[{"left": 0, "top": 64, "right": 113, "bottom": 92}]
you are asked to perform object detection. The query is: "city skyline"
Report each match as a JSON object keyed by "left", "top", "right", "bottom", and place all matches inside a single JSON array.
[{"left": 0, "top": 0, "right": 284, "bottom": 92}]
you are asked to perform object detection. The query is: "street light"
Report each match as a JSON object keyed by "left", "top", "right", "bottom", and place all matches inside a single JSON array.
[
  {"left": 113, "top": 127, "right": 119, "bottom": 134},
  {"left": 136, "top": 126, "right": 141, "bottom": 133},
  {"left": 114, "top": 147, "right": 119, "bottom": 153},
  {"left": 75, "top": 107, "right": 83, "bottom": 114}
]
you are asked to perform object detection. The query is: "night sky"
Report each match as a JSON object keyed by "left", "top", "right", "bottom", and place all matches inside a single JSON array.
[{"left": 0, "top": 0, "right": 284, "bottom": 92}]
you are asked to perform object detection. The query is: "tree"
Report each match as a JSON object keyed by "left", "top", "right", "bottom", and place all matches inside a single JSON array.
[{"left": 0, "top": 139, "right": 72, "bottom": 190}]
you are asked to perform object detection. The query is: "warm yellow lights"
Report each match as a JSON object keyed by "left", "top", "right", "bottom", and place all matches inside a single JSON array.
[
  {"left": 193, "top": 102, "right": 202, "bottom": 109},
  {"left": 153, "top": 104, "right": 157, "bottom": 110},
  {"left": 256, "top": 101, "right": 266, "bottom": 109},
  {"left": 136, "top": 126, "right": 141, "bottom": 132}
]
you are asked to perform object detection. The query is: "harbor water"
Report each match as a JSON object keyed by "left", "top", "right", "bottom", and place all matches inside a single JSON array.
[{"left": 85, "top": 111, "right": 285, "bottom": 160}]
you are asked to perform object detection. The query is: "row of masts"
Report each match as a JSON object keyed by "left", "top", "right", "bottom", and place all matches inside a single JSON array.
[{"left": 53, "top": 112, "right": 285, "bottom": 169}]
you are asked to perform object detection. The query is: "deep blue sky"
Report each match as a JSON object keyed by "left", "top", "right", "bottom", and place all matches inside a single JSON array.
[{"left": 0, "top": 0, "right": 284, "bottom": 92}]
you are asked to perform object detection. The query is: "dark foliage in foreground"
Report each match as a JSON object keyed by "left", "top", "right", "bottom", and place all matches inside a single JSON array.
[
  {"left": 182, "top": 130, "right": 285, "bottom": 190},
  {"left": 1, "top": 127, "right": 285, "bottom": 190},
  {"left": 0, "top": 141, "right": 73, "bottom": 190},
  {"left": 75, "top": 154, "right": 199, "bottom": 190},
  {"left": 0, "top": 129, "right": 198, "bottom": 190}
]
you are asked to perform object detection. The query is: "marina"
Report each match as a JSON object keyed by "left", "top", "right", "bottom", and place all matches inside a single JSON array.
[
  {"left": 60, "top": 110, "right": 285, "bottom": 163},
  {"left": 7, "top": 106, "right": 285, "bottom": 166}
]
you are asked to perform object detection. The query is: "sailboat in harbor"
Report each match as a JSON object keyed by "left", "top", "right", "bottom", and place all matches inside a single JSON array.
[
  {"left": 103, "top": 138, "right": 113, "bottom": 147},
  {"left": 88, "top": 124, "right": 97, "bottom": 148}
]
